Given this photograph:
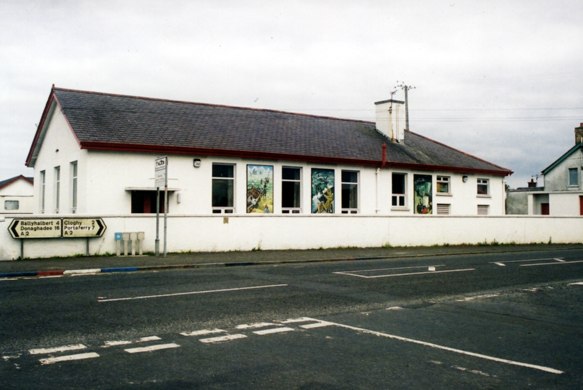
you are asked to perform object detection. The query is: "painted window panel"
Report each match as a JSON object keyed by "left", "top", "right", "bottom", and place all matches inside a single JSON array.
[
  {"left": 247, "top": 165, "right": 273, "bottom": 213},
  {"left": 311, "top": 168, "right": 335, "bottom": 213},
  {"left": 414, "top": 174, "right": 432, "bottom": 214}
]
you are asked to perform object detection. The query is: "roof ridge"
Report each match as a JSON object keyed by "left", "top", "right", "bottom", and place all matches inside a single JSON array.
[{"left": 53, "top": 86, "right": 373, "bottom": 125}]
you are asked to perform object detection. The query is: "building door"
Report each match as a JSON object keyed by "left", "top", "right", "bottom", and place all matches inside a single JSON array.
[
  {"left": 580, "top": 196, "right": 583, "bottom": 216},
  {"left": 541, "top": 203, "right": 550, "bottom": 215}
]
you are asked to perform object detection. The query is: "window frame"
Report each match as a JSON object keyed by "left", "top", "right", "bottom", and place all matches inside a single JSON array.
[
  {"left": 281, "top": 166, "right": 302, "bottom": 214},
  {"left": 391, "top": 172, "right": 407, "bottom": 208},
  {"left": 54, "top": 166, "right": 60, "bottom": 213},
  {"left": 568, "top": 167, "right": 579, "bottom": 187},
  {"left": 4, "top": 200, "right": 19, "bottom": 211},
  {"left": 70, "top": 161, "right": 78, "bottom": 214},
  {"left": 436, "top": 175, "right": 451, "bottom": 195},
  {"left": 477, "top": 204, "right": 490, "bottom": 215},
  {"left": 40, "top": 170, "right": 46, "bottom": 214},
  {"left": 212, "top": 163, "right": 235, "bottom": 214},
  {"left": 341, "top": 170, "right": 359, "bottom": 214},
  {"left": 477, "top": 178, "right": 489, "bottom": 196}
]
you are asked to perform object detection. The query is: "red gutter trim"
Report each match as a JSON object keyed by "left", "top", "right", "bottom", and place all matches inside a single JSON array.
[{"left": 80, "top": 141, "right": 511, "bottom": 176}]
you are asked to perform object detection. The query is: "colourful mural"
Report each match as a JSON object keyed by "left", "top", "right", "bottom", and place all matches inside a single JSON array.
[
  {"left": 414, "top": 174, "right": 432, "bottom": 214},
  {"left": 247, "top": 165, "right": 273, "bottom": 213},
  {"left": 311, "top": 168, "right": 335, "bottom": 213}
]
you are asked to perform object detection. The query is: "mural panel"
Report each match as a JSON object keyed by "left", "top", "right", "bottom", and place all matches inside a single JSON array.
[
  {"left": 247, "top": 165, "right": 273, "bottom": 213},
  {"left": 311, "top": 168, "right": 335, "bottom": 213},
  {"left": 414, "top": 174, "right": 433, "bottom": 214}
]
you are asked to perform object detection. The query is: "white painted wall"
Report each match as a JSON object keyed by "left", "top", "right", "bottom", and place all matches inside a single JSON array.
[
  {"left": 0, "top": 178, "right": 34, "bottom": 214},
  {"left": 0, "top": 214, "right": 581, "bottom": 260}
]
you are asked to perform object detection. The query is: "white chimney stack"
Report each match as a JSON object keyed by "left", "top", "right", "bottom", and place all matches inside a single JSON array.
[{"left": 375, "top": 99, "right": 405, "bottom": 143}]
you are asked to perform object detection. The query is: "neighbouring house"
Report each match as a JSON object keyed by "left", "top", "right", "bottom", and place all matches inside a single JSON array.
[
  {"left": 0, "top": 175, "right": 34, "bottom": 214},
  {"left": 507, "top": 123, "right": 583, "bottom": 216},
  {"left": 25, "top": 86, "right": 511, "bottom": 218}
]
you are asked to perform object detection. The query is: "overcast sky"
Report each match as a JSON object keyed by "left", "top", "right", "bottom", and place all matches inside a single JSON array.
[{"left": 1, "top": 0, "right": 582, "bottom": 188}]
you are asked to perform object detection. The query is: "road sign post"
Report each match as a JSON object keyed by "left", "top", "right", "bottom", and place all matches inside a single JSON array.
[{"left": 155, "top": 156, "right": 168, "bottom": 257}]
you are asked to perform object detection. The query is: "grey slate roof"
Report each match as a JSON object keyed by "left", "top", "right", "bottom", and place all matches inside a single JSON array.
[{"left": 28, "top": 87, "right": 511, "bottom": 175}]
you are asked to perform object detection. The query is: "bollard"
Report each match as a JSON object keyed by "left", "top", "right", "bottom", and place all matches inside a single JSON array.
[
  {"left": 122, "top": 233, "right": 130, "bottom": 256},
  {"left": 130, "top": 232, "right": 137, "bottom": 256},
  {"left": 115, "top": 232, "right": 122, "bottom": 256},
  {"left": 137, "top": 232, "right": 145, "bottom": 255}
]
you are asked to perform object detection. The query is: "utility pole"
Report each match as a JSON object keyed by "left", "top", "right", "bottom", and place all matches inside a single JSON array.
[{"left": 396, "top": 81, "right": 415, "bottom": 130}]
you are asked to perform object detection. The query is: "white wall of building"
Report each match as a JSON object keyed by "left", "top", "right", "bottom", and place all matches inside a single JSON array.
[
  {"left": 0, "top": 214, "right": 581, "bottom": 260},
  {"left": 0, "top": 179, "right": 34, "bottom": 214}
]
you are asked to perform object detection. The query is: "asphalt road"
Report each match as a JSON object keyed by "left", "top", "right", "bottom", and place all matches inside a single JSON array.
[{"left": 2, "top": 247, "right": 583, "bottom": 389}]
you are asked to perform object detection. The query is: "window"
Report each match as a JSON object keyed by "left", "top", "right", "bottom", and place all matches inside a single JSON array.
[
  {"left": 247, "top": 164, "right": 273, "bottom": 213},
  {"left": 477, "top": 204, "right": 489, "bottom": 215},
  {"left": 54, "top": 166, "right": 60, "bottom": 213},
  {"left": 4, "top": 200, "right": 19, "bottom": 211},
  {"left": 341, "top": 170, "right": 359, "bottom": 214},
  {"left": 391, "top": 173, "right": 407, "bottom": 207},
  {"left": 311, "top": 168, "right": 335, "bottom": 213},
  {"left": 436, "top": 176, "right": 450, "bottom": 194},
  {"left": 282, "top": 167, "right": 301, "bottom": 213},
  {"left": 212, "top": 163, "right": 235, "bottom": 213},
  {"left": 477, "top": 178, "right": 489, "bottom": 196},
  {"left": 131, "top": 191, "right": 165, "bottom": 213},
  {"left": 436, "top": 203, "right": 450, "bottom": 215},
  {"left": 70, "top": 161, "right": 78, "bottom": 213},
  {"left": 40, "top": 170, "right": 46, "bottom": 213},
  {"left": 568, "top": 168, "right": 579, "bottom": 187}
]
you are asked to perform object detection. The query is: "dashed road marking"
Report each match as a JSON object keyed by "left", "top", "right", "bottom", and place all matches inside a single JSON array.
[
  {"left": 124, "top": 343, "right": 180, "bottom": 354},
  {"left": 102, "top": 336, "right": 161, "bottom": 348},
  {"left": 456, "top": 293, "right": 500, "bottom": 302},
  {"left": 299, "top": 322, "right": 334, "bottom": 329},
  {"left": 39, "top": 352, "right": 100, "bottom": 365},
  {"left": 199, "top": 334, "right": 247, "bottom": 344},
  {"left": 253, "top": 327, "right": 294, "bottom": 335},
  {"left": 29, "top": 344, "right": 87, "bottom": 355},
  {"left": 236, "top": 322, "right": 277, "bottom": 330},
  {"left": 181, "top": 329, "right": 226, "bottom": 337},
  {"left": 521, "top": 259, "right": 583, "bottom": 267},
  {"left": 335, "top": 268, "right": 475, "bottom": 279}
]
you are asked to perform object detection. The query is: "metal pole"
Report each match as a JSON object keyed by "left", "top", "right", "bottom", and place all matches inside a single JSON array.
[
  {"left": 155, "top": 187, "right": 160, "bottom": 256},
  {"left": 163, "top": 185, "right": 168, "bottom": 257},
  {"left": 404, "top": 85, "right": 409, "bottom": 131}
]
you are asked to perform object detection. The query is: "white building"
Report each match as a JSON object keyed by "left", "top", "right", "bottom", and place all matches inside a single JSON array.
[
  {"left": 0, "top": 175, "right": 34, "bottom": 214},
  {"left": 507, "top": 123, "right": 583, "bottom": 216},
  {"left": 25, "top": 87, "right": 511, "bottom": 220}
]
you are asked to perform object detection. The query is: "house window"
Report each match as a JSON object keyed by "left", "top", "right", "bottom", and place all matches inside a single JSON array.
[
  {"left": 477, "top": 204, "right": 489, "bottom": 215},
  {"left": 391, "top": 173, "right": 407, "bottom": 207},
  {"left": 282, "top": 167, "right": 301, "bottom": 214},
  {"left": 70, "top": 161, "right": 78, "bottom": 213},
  {"left": 40, "top": 170, "right": 46, "bottom": 213},
  {"left": 568, "top": 168, "right": 579, "bottom": 187},
  {"left": 212, "top": 163, "right": 235, "bottom": 214},
  {"left": 436, "top": 176, "right": 450, "bottom": 194},
  {"left": 341, "top": 170, "right": 359, "bottom": 214},
  {"left": 311, "top": 168, "right": 335, "bottom": 213},
  {"left": 54, "top": 166, "right": 60, "bottom": 213},
  {"left": 436, "top": 203, "right": 450, "bottom": 215},
  {"left": 4, "top": 200, "right": 19, "bottom": 211},
  {"left": 477, "top": 178, "right": 489, "bottom": 196},
  {"left": 131, "top": 191, "right": 165, "bottom": 213}
]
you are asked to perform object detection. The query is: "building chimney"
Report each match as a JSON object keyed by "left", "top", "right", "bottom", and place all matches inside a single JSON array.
[
  {"left": 528, "top": 177, "right": 537, "bottom": 188},
  {"left": 375, "top": 99, "right": 405, "bottom": 143},
  {"left": 575, "top": 123, "right": 583, "bottom": 145}
]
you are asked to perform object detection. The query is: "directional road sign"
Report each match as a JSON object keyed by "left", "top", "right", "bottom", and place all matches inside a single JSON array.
[
  {"left": 62, "top": 218, "right": 106, "bottom": 238},
  {"left": 8, "top": 219, "right": 62, "bottom": 239}
]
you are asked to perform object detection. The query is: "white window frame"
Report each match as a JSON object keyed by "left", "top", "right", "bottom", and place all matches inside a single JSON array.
[
  {"left": 40, "top": 170, "right": 46, "bottom": 213},
  {"left": 341, "top": 170, "right": 359, "bottom": 214},
  {"left": 477, "top": 178, "right": 489, "bottom": 196},
  {"left": 436, "top": 175, "right": 451, "bottom": 195},
  {"left": 391, "top": 172, "right": 407, "bottom": 208},
  {"left": 70, "top": 161, "right": 78, "bottom": 214},
  {"left": 212, "top": 163, "right": 235, "bottom": 214},
  {"left": 568, "top": 167, "right": 579, "bottom": 187},
  {"left": 54, "top": 166, "right": 60, "bottom": 213},
  {"left": 281, "top": 166, "right": 302, "bottom": 214}
]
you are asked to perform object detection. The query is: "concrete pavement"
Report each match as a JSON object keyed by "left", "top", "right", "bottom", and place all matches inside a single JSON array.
[{"left": 1, "top": 244, "right": 581, "bottom": 279}]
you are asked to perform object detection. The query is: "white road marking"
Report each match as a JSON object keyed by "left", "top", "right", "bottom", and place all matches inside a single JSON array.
[
  {"left": 236, "top": 322, "right": 277, "bottom": 330},
  {"left": 63, "top": 269, "right": 101, "bottom": 275},
  {"left": 280, "top": 317, "right": 314, "bottom": 324},
  {"left": 300, "top": 322, "right": 334, "bottom": 329},
  {"left": 362, "top": 268, "right": 475, "bottom": 279},
  {"left": 521, "top": 260, "right": 583, "bottom": 267},
  {"left": 386, "top": 306, "right": 403, "bottom": 311},
  {"left": 181, "top": 329, "right": 226, "bottom": 337},
  {"left": 39, "top": 352, "right": 100, "bottom": 365},
  {"left": 456, "top": 293, "right": 500, "bottom": 302},
  {"left": 199, "top": 334, "right": 247, "bottom": 344},
  {"left": 493, "top": 262, "right": 506, "bottom": 267},
  {"left": 124, "top": 343, "right": 180, "bottom": 354},
  {"left": 334, "top": 264, "right": 445, "bottom": 278},
  {"left": 452, "top": 365, "right": 492, "bottom": 377},
  {"left": 102, "top": 336, "right": 161, "bottom": 348},
  {"left": 303, "top": 317, "right": 564, "bottom": 375},
  {"left": 29, "top": 344, "right": 87, "bottom": 355},
  {"left": 568, "top": 282, "right": 583, "bottom": 286},
  {"left": 253, "top": 327, "right": 295, "bottom": 335},
  {"left": 98, "top": 283, "right": 288, "bottom": 302},
  {"left": 554, "top": 258, "right": 566, "bottom": 262}
]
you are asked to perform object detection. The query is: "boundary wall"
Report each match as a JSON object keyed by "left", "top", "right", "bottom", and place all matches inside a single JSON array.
[{"left": 0, "top": 214, "right": 581, "bottom": 260}]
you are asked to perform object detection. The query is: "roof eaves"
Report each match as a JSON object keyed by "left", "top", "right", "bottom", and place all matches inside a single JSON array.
[
  {"left": 541, "top": 143, "right": 582, "bottom": 175},
  {"left": 25, "top": 87, "right": 58, "bottom": 167}
]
